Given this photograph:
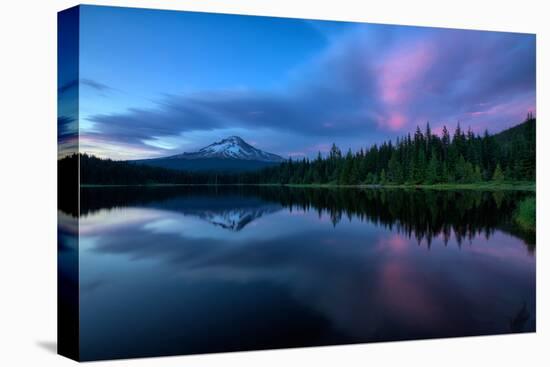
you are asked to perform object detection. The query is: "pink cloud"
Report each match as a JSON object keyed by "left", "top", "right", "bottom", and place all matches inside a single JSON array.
[
  {"left": 376, "top": 41, "right": 436, "bottom": 131},
  {"left": 431, "top": 125, "right": 445, "bottom": 136},
  {"left": 459, "top": 94, "right": 536, "bottom": 134},
  {"left": 376, "top": 260, "right": 443, "bottom": 325},
  {"left": 422, "top": 92, "right": 535, "bottom": 138},
  {"left": 387, "top": 234, "right": 408, "bottom": 252},
  {"left": 377, "top": 112, "right": 407, "bottom": 131},
  {"left": 376, "top": 233, "right": 409, "bottom": 254},
  {"left": 379, "top": 41, "right": 435, "bottom": 105}
]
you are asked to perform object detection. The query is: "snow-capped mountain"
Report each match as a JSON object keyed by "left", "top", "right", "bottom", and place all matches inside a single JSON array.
[
  {"left": 133, "top": 136, "right": 285, "bottom": 172},
  {"left": 192, "top": 205, "right": 282, "bottom": 231},
  {"left": 168, "top": 136, "right": 284, "bottom": 162}
]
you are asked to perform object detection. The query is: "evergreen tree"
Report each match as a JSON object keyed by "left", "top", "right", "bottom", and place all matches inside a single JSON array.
[
  {"left": 388, "top": 151, "right": 403, "bottom": 183},
  {"left": 425, "top": 151, "right": 440, "bottom": 184},
  {"left": 473, "top": 165, "right": 482, "bottom": 182},
  {"left": 493, "top": 163, "right": 505, "bottom": 182},
  {"left": 329, "top": 143, "right": 342, "bottom": 160},
  {"left": 380, "top": 169, "right": 387, "bottom": 185},
  {"left": 414, "top": 149, "right": 427, "bottom": 183}
]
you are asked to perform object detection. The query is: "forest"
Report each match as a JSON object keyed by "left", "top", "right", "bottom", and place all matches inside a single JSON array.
[
  {"left": 257, "top": 114, "right": 535, "bottom": 185},
  {"left": 69, "top": 115, "right": 535, "bottom": 186}
]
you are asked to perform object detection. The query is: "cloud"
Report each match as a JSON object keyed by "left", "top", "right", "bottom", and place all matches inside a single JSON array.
[
  {"left": 83, "top": 26, "right": 535, "bottom": 158},
  {"left": 58, "top": 78, "right": 114, "bottom": 94},
  {"left": 58, "top": 79, "right": 79, "bottom": 95},
  {"left": 392, "top": 30, "right": 536, "bottom": 130},
  {"left": 80, "top": 78, "right": 113, "bottom": 92},
  {"left": 58, "top": 115, "right": 79, "bottom": 158},
  {"left": 58, "top": 116, "right": 76, "bottom": 137},
  {"left": 81, "top": 205, "right": 523, "bottom": 340}
]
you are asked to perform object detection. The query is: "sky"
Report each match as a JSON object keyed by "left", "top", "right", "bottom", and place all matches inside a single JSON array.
[{"left": 59, "top": 5, "right": 536, "bottom": 160}]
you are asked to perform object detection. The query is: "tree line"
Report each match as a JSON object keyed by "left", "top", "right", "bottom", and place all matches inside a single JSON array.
[
  {"left": 253, "top": 114, "right": 535, "bottom": 185},
  {"left": 69, "top": 115, "right": 535, "bottom": 186}
]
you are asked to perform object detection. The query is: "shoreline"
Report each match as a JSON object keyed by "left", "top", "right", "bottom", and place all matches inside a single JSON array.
[{"left": 81, "top": 181, "right": 535, "bottom": 192}]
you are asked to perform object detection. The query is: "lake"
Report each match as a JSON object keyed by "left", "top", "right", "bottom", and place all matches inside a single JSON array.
[{"left": 61, "top": 186, "right": 535, "bottom": 360}]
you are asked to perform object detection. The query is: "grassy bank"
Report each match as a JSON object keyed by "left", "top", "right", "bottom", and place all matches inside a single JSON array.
[
  {"left": 282, "top": 181, "right": 535, "bottom": 192},
  {"left": 515, "top": 197, "right": 536, "bottom": 232},
  {"left": 81, "top": 181, "right": 535, "bottom": 192}
]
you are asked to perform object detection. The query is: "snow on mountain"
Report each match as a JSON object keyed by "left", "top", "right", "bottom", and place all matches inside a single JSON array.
[
  {"left": 196, "top": 205, "right": 281, "bottom": 231},
  {"left": 168, "top": 136, "right": 284, "bottom": 162}
]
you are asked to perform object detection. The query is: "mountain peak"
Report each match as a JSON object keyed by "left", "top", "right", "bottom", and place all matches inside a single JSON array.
[
  {"left": 214, "top": 135, "right": 247, "bottom": 146},
  {"left": 224, "top": 135, "right": 244, "bottom": 142},
  {"left": 169, "top": 136, "right": 284, "bottom": 162}
]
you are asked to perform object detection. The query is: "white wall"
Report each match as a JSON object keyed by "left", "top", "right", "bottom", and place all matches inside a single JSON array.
[{"left": 0, "top": 0, "right": 547, "bottom": 366}]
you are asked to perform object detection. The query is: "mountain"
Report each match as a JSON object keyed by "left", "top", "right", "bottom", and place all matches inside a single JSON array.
[
  {"left": 493, "top": 118, "right": 536, "bottom": 151},
  {"left": 196, "top": 207, "right": 279, "bottom": 231},
  {"left": 169, "top": 136, "right": 283, "bottom": 162},
  {"left": 133, "top": 136, "right": 284, "bottom": 173},
  {"left": 180, "top": 202, "right": 282, "bottom": 231}
]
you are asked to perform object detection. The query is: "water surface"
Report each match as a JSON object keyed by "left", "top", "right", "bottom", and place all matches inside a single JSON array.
[{"left": 68, "top": 186, "right": 535, "bottom": 360}]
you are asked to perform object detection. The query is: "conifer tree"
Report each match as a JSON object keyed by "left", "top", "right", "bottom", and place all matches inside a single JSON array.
[
  {"left": 493, "top": 163, "right": 505, "bottom": 182},
  {"left": 426, "top": 150, "right": 440, "bottom": 184}
]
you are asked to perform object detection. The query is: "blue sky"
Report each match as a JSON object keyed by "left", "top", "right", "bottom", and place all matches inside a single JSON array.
[{"left": 63, "top": 5, "right": 536, "bottom": 160}]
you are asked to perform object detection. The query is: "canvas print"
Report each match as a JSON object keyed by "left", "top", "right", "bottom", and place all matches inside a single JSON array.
[{"left": 58, "top": 5, "right": 536, "bottom": 361}]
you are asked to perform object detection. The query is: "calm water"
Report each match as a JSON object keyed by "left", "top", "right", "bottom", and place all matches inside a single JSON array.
[{"left": 62, "top": 186, "right": 535, "bottom": 360}]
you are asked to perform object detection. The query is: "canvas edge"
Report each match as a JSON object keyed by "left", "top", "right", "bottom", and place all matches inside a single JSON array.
[{"left": 57, "top": 4, "right": 81, "bottom": 362}]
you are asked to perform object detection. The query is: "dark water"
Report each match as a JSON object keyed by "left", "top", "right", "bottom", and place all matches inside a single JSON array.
[{"left": 62, "top": 186, "right": 536, "bottom": 360}]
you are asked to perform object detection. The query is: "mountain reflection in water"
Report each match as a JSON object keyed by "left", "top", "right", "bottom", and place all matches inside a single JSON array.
[
  {"left": 79, "top": 186, "right": 535, "bottom": 248},
  {"left": 61, "top": 186, "right": 535, "bottom": 360}
]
